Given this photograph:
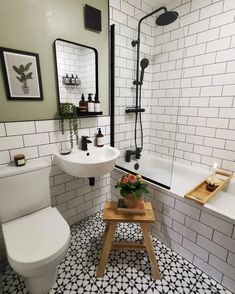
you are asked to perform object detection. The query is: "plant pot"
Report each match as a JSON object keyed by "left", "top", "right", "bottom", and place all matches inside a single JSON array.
[{"left": 124, "top": 194, "right": 139, "bottom": 208}]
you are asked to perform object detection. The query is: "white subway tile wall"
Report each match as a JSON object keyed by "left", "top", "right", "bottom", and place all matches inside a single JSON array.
[
  {"left": 110, "top": 0, "right": 235, "bottom": 172},
  {"left": 0, "top": 0, "right": 235, "bottom": 292},
  {"left": 109, "top": 1, "right": 235, "bottom": 291},
  {"left": 111, "top": 169, "right": 235, "bottom": 292},
  {"left": 0, "top": 117, "right": 110, "bottom": 271}
]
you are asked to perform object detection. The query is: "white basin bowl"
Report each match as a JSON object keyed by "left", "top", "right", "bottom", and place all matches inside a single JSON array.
[{"left": 54, "top": 145, "right": 120, "bottom": 177}]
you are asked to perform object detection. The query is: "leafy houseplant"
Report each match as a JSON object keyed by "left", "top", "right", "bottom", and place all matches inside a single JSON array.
[
  {"left": 60, "top": 102, "right": 79, "bottom": 149},
  {"left": 12, "top": 62, "right": 33, "bottom": 94},
  {"left": 115, "top": 173, "right": 149, "bottom": 208}
]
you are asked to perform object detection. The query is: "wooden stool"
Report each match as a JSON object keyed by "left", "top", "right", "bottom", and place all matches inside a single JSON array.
[{"left": 96, "top": 201, "right": 160, "bottom": 280}]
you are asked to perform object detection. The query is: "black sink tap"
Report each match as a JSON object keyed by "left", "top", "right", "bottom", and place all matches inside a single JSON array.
[{"left": 81, "top": 136, "right": 92, "bottom": 151}]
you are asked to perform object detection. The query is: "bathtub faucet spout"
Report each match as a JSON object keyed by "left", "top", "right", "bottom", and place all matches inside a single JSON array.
[{"left": 125, "top": 148, "right": 141, "bottom": 162}]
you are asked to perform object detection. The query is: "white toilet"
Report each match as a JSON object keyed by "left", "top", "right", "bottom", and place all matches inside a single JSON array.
[{"left": 0, "top": 159, "right": 70, "bottom": 294}]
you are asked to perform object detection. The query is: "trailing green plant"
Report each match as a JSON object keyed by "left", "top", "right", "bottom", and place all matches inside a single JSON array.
[
  {"left": 60, "top": 102, "right": 79, "bottom": 149},
  {"left": 12, "top": 62, "right": 33, "bottom": 94}
]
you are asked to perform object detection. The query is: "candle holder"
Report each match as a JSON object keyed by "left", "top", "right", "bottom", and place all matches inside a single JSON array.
[{"left": 206, "top": 182, "right": 219, "bottom": 192}]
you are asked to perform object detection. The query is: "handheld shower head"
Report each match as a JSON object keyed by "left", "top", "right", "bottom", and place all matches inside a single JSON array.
[
  {"left": 140, "top": 58, "right": 149, "bottom": 84},
  {"left": 140, "top": 58, "right": 149, "bottom": 69}
]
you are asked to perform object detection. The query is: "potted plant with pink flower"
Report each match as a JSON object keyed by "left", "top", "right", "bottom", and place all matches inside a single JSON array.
[{"left": 115, "top": 173, "right": 149, "bottom": 208}]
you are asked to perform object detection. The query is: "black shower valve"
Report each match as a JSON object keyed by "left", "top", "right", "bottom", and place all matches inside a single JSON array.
[{"left": 133, "top": 80, "right": 143, "bottom": 86}]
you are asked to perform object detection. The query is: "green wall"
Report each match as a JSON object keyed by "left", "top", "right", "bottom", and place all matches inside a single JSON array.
[{"left": 0, "top": 0, "right": 109, "bottom": 122}]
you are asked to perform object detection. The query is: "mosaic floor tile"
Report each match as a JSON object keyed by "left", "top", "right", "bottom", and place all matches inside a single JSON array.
[{"left": 1, "top": 211, "right": 232, "bottom": 294}]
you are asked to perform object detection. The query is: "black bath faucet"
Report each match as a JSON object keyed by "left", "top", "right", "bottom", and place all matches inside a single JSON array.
[
  {"left": 125, "top": 148, "right": 141, "bottom": 162},
  {"left": 81, "top": 136, "right": 92, "bottom": 151}
]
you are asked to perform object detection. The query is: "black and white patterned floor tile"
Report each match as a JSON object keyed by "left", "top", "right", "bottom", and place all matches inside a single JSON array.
[{"left": 1, "top": 211, "right": 232, "bottom": 294}]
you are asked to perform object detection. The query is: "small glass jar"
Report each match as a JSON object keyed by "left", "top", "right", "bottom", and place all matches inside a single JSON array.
[{"left": 14, "top": 154, "right": 26, "bottom": 167}]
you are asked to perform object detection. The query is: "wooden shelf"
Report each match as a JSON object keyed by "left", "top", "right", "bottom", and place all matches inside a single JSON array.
[
  {"left": 63, "top": 84, "right": 80, "bottom": 87},
  {"left": 76, "top": 110, "right": 103, "bottom": 117}
]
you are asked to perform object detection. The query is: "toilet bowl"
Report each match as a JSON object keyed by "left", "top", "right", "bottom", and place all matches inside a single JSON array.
[
  {"left": 2, "top": 207, "right": 70, "bottom": 294},
  {"left": 0, "top": 160, "right": 71, "bottom": 294}
]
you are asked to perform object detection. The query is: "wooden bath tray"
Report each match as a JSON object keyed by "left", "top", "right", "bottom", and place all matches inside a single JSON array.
[{"left": 184, "top": 169, "right": 232, "bottom": 205}]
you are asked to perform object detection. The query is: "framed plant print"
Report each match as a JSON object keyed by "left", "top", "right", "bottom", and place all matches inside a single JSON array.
[{"left": 0, "top": 47, "right": 43, "bottom": 100}]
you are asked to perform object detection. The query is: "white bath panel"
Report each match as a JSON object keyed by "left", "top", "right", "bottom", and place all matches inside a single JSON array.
[{"left": 206, "top": 191, "right": 235, "bottom": 221}]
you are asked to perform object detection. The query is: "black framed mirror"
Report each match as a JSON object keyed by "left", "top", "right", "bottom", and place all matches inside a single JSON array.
[{"left": 54, "top": 38, "right": 98, "bottom": 115}]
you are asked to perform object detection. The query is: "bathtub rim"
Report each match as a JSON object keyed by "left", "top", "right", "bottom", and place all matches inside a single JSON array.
[{"left": 114, "top": 166, "right": 235, "bottom": 225}]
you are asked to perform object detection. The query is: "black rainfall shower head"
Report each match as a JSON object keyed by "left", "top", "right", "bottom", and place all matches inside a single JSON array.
[{"left": 156, "top": 10, "right": 178, "bottom": 26}]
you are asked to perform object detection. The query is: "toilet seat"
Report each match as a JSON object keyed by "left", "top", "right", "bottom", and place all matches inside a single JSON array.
[{"left": 2, "top": 207, "right": 70, "bottom": 273}]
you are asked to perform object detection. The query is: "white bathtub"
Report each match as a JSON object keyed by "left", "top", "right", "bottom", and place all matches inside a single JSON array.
[
  {"left": 116, "top": 152, "right": 235, "bottom": 222},
  {"left": 116, "top": 152, "right": 175, "bottom": 188}
]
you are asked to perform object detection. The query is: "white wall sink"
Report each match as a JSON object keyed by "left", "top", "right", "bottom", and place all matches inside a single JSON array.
[{"left": 54, "top": 145, "right": 120, "bottom": 178}]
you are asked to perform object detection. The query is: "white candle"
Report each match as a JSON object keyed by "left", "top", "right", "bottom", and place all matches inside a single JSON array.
[{"left": 211, "top": 162, "right": 218, "bottom": 185}]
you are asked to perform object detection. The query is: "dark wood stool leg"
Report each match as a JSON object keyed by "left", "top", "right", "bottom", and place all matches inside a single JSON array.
[
  {"left": 96, "top": 222, "right": 117, "bottom": 278},
  {"left": 140, "top": 223, "right": 161, "bottom": 280}
]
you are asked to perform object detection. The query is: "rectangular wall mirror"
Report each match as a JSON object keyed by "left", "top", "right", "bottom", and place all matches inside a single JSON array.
[{"left": 54, "top": 39, "right": 98, "bottom": 112}]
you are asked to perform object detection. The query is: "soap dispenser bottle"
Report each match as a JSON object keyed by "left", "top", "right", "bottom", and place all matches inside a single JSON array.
[
  {"left": 65, "top": 73, "right": 70, "bottom": 85},
  {"left": 87, "top": 93, "right": 94, "bottom": 112},
  {"left": 79, "top": 94, "right": 87, "bottom": 112},
  {"left": 94, "top": 94, "right": 100, "bottom": 112},
  {"left": 75, "top": 75, "right": 80, "bottom": 85},
  {"left": 96, "top": 128, "right": 104, "bottom": 147},
  {"left": 71, "top": 74, "right": 76, "bottom": 85}
]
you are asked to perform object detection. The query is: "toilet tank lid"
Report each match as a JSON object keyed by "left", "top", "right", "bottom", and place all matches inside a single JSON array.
[{"left": 0, "top": 159, "right": 49, "bottom": 179}]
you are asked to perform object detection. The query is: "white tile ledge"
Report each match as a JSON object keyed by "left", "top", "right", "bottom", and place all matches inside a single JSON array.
[{"left": 162, "top": 185, "right": 235, "bottom": 224}]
